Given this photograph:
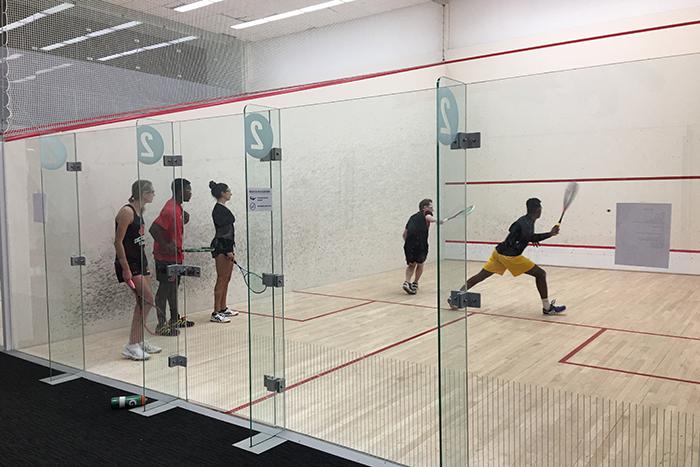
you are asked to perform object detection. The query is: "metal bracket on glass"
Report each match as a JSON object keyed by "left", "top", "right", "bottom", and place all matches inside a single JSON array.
[
  {"left": 70, "top": 256, "right": 86, "bottom": 266},
  {"left": 163, "top": 155, "right": 183, "bottom": 167},
  {"left": 264, "top": 375, "right": 286, "bottom": 393},
  {"left": 261, "top": 147, "right": 282, "bottom": 162},
  {"left": 166, "top": 264, "right": 201, "bottom": 279},
  {"left": 262, "top": 273, "right": 284, "bottom": 288},
  {"left": 168, "top": 355, "right": 187, "bottom": 368},
  {"left": 450, "top": 290, "right": 481, "bottom": 308},
  {"left": 451, "top": 132, "right": 481, "bottom": 150},
  {"left": 66, "top": 161, "right": 82, "bottom": 172}
]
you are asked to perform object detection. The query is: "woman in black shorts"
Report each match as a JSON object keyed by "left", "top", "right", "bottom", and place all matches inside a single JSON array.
[
  {"left": 114, "top": 180, "right": 160, "bottom": 360},
  {"left": 209, "top": 180, "right": 238, "bottom": 323}
]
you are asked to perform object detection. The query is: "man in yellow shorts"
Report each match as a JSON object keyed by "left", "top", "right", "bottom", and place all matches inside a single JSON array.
[{"left": 449, "top": 198, "right": 566, "bottom": 315}]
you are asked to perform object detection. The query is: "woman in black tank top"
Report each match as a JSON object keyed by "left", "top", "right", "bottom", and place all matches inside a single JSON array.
[
  {"left": 115, "top": 180, "right": 158, "bottom": 361},
  {"left": 208, "top": 181, "right": 238, "bottom": 323}
]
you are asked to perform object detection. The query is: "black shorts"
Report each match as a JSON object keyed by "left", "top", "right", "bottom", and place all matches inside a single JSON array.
[
  {"left": 155, "top": 261, "right": 180, "bottom": 284},
  {"left": 115, "top": 259, "right": 149, "bottom": 283},
  {"left": 210, "top": 238, "right": 234, "bottom": 258},
  {"left": 404, "top": 242, "right": 428, "bottom": 264}
]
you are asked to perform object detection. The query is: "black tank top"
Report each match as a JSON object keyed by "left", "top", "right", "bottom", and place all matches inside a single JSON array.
[{"left": 115, "top": 204, "right": 145, "bottom": 263}]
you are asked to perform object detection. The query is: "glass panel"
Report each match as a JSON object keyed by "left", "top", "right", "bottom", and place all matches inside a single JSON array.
[
  {"left": 436, "top": 77, "right": 469, "bottom": 465},
  {"left": 175, "top": 114, "right": 247, "bottom": 413},
  {"left": 76, "top": 125, "right": 147, "bottom": 391},
  {"left": 244, "top": 104, "right": 285, "bottom": 443},
  {"left": 135, "top": 119, "right": 184, "bottom": 401},
  {"left": 37, "top": 133, "right": 85, "bottom": 379}
]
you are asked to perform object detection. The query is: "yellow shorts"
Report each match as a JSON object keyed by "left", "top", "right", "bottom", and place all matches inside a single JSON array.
[{"left": 483, "top": 249, "right": 535, "bottom": 277}]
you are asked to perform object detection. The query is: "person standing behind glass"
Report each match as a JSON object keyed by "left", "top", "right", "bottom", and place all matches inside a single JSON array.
[
  {"left": 114, "top": 180, "right": 161, "bottom": 360},
  {"left": 209, "top": 180, "right": 239, "bottom": 323}
]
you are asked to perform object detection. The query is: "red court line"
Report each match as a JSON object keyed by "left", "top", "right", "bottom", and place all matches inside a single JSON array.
[
  {"left": 561, "top": 362, "right": 700, "bottom": 386},
  {"left": 559, "top": 329, "right": 700, "bottom": 385},
  {"left": 450, "top": 240, "right": 700, "bottom": 254},
  {"left": 294, "top": 290, "right": 700, "bottom": 342},
  {"left": 445, "top": 175, "right": 700, "bottom": 185},
  {"left": 293, "top": 290, "right": 436, "bottom": 310},
  {"left": 234, "top": 300, "right": 375, "bottom": 323},
  {"left": 234, "top": 309, "right": 305, "bottom": 323},
  {"left": 226, "top": 315, "right": 466, "bottom": 413},
  {"left": 558, "top": 328, "right": 607, "bottom": 362},
  {"left": 8, "top": 19, "right": 700, "bottom": 141}
]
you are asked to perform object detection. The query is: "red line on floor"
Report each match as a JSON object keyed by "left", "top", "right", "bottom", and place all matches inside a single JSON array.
[
  {"left": 445, "top": 175, "right": 700, "bottom": 185},
  {"left": 558, "top": 328, "right": 607, "bottom": 363},
  {"left": 234, "top": 309, "right": 305, "bottom": 323},
  {"left": 293, "top": 290, "right": 436, "bottom": 310},
  {"left": 561, "top": 362, "right": 700, "bottom": 386},
  {"left": 301, "top": 301, "right": 375, "bottom": 322},
  {"left": 234, "top": 300, "right": 375, "bottom": 323},
  {"left": 226, "top": 315, "right": 466, "bottom": 414}
]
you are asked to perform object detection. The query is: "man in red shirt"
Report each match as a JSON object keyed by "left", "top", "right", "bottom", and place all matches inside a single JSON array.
[{"left": 150, "top": 178, "right": 193, "bottom": 335}]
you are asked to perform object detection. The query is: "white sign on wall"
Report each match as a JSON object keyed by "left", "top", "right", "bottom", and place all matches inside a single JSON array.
[
  {"left": 247, "top": 188, "right": 272, "bottom": 212},
  {"left": 615, "top": 203, "right": 672, "bottom": 269}
]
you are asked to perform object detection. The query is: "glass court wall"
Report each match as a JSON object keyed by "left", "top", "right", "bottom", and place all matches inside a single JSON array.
[{"left": 2, "top": 52, "right": 700, "bottom": 466}]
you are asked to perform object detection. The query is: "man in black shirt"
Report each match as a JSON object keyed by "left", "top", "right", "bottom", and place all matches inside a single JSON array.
[
  {"left": 403, "top": 198, "right": 443, "bottom": 294},
  {"left": 449, "top": 198, "right": 566, "bottom": 315}
]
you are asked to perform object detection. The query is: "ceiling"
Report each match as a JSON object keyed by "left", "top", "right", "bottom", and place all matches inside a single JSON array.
[{"left": 101, "top": 0, "right": 431, "bottom": 42}]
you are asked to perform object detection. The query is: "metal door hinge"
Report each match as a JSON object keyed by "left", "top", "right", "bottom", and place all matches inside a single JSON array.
[
  {"left": 264, "top": 375, "right": 285, "bottom": 393},
  {"left": 262, "top": 273, "right": 284, "bottom": 288},
  {"left": 163, "top": 155, "right": 183, "bottom": 167},
  {"left": 451, "top": 132, "right": 481, "bottom": 150}
]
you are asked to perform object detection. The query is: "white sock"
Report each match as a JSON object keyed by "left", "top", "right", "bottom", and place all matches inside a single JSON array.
[{"left": 542, "top": 298, "right": 550, "bottom": 310}]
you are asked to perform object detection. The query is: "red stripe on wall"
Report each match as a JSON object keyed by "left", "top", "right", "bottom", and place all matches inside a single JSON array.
[
  {"left": 448, "top": 240, "right": 700, "bottom": 254},
  {"left": 445, "top": 175, "right": 700, "bottom": 185},
  {"left": 6, "top": 19, "right": 700, "bottom": 141}
]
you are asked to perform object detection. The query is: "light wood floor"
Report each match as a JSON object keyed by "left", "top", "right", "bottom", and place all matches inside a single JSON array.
[{"left": 21, "top": 261, "right": 700, "bottom": 466}]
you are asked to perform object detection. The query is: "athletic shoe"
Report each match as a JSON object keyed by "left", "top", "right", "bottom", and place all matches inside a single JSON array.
[
  {"left": 155, "top": 323, "right": 180, "bottom": 337},
  {"left": 220, "top": 308, "right": 239, "bottom": 317},
  {"left": 141, "top": 341, "right": 162, "bottom": 354},
  {"left": 543, "top": 299, "right": 567, "bottom": 315},
  {"left": 122, "top": 343, "right": 150, "bottom": 361},
  {"left": 402, "top": 281, "right": 416, "bottom": 295},
  {"left": 410, "top": 282, "right": 419, "bottom": 292},
  {"left": 210, "top": 312, "right": 231, "bottom": 323},
  {"left": 170, "top": 316, "right": 195, "bottom": 328}
]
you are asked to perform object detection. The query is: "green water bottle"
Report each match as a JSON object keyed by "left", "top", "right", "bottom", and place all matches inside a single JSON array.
[{"left": 111, "top": 394, "right": 146, "bottom": 409}]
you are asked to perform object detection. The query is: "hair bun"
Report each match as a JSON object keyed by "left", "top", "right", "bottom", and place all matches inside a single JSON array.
[{"left": 209, "top": 181, "right": 216, "bottom": 189}]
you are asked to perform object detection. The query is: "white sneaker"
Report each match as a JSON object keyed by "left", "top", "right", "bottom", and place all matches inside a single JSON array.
[
  {"left": 141, "top": 341, "right": 162, "bottom": 354},
  {"left": 122, "top": 343, "right": 150, "bottom": 361},
  {"left": 210, "top": 312, "right": 231, "bottom": 323},
  {"left": 221, "top": 308, "right": 239, "bottom": 317}
]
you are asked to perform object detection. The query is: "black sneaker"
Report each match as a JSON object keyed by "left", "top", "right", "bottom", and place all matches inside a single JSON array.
[
  {"left": 170, "top": 316, "right": 195, "bottom": 328},
  {"left": 410, "top": 282, "right": 418, "bottom": 293},
  {"left": 402, "top": 281, "right": 415, "bottom": 295},
  {"left": 156, "top": 323, "right": 180, "bottom": 336},
  {"left": 543, "top": 299, "right": 566, "bottom": 315}
]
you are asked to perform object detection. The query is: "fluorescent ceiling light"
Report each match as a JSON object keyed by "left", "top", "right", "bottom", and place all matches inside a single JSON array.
[
  {"left": 0, "top": 3, "right": 74, "bottom": 33},
  {"left": 40, "top": 20, "right": 142, "bottom": 51},
  {"left": 231, "top": 0, "right": 356, "bottom": 30},
  {"left": 97, "top": 36, "right": 197, "bottom": 62},
  {"left": 2, "top": 53, "right": 23, "bottom": 62},
  {"left": 10, "top": 63, "right": 72, "bottom": 84},
  {"left": 174, "top": 0, "right": 224, "bottom": 13}
]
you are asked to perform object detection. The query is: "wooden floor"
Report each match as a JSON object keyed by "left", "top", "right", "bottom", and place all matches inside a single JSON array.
[{"left": 21, "top": 261, "right": 700, "bottom": 466}]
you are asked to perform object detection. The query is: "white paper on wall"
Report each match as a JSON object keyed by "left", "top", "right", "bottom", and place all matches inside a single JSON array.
[{"left": 615, "top": 203, "right": 672, "bottom": 268}]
